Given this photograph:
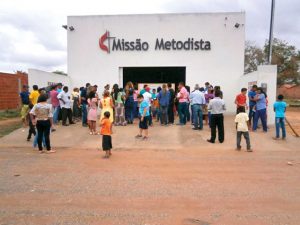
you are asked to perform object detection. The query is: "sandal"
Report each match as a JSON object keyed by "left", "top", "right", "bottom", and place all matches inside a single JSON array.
[
  {"left": 135, "top": 135, "right": 142, "bottom": 138},
  {"left": 142, "top": 136, "right": 148, "bottom": 140}
]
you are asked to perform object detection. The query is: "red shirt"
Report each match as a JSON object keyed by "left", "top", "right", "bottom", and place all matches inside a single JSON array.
[{"left": 235, "top": 93, "right": 246, "bottom": 107}]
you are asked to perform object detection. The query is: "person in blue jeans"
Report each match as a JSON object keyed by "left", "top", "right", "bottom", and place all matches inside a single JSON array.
[
  {"left": 176, "top": 82, "right": 189, "bottom": 125},
  {"left": 252, "top": 87, "right": 267, "bottom": 132},
  {"left": 125, "top": 89, "right": 134, "bottom": 124},
  {"left": 273, "top": 94, "right": 287, "bottom": 140},
  {"left": 189, "top": 84, "right": 206, "bottom": 130},
  {"left": 81, "top": 83, "right": 90, "bottom": 126},
  {"left": 248, "top": 85, "right": 258, "bottom": 126},
  {"left": 157, "top": 84, "right": 170, "bottom": 126}
]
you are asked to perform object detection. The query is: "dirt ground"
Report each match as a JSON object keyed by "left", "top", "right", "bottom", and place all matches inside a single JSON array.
[
  {"left": 0, "top": 115, "right": 300, "bottom": 225},
  {"left": 286, "top": 107, "right": 300, "bottom": 137}
]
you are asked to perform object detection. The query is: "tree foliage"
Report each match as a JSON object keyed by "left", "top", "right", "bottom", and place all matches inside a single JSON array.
[
  {"left": 244, "top": 38, "right": 300, "bottom": 85},
  {"left": 244, "top": 41, "right": 265, "bottom": 74}
]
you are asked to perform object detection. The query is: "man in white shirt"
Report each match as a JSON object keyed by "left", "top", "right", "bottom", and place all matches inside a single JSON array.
[
  {"left": 207, "top": 90, "right": 226, "bottom": 143},
  {"left": 57, "top": 86, "right": 75, "bottom": 126},
  {"left": 190, "top": 84, "right": 206, "bottom": 130}
]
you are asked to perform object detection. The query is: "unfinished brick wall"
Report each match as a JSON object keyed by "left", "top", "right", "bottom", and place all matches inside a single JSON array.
[
  {"left": 0, "top": 72, "right": 28, "bottom": 110},
  {"left": 277, "top": 85, "right": 300, "bottom": 99}
]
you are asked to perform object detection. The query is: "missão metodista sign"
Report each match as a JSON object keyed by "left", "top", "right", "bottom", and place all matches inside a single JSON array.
[{"left": 99, "top": 31, "right": 211, "bottom": 53}]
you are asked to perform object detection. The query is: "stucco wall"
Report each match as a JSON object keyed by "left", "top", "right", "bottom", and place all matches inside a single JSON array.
[
  {"left": 28, "top": 69, "right": 71, "bottom": 89},
  {"left": 67, "top": 12, "right": 245, "bottom": 113},
  {"left": 240, "top": 65, "right": 277, "bottom": 125}
]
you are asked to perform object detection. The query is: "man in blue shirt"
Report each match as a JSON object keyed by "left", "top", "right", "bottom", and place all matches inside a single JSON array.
[
  {"left": 273, "top": 94, "right": 287, "bottom": 140},
  {"left": 252, "top": 87, "right": 267, "bottom": 132},
  {"left": 248, "top": 85, "right": 257, "bottom": 126},
  {"left": 189, "top": 84, "right": 206, "bottom": 130},
  {"left": 20, "top": 85, "right": 30, "bottom": 127}
]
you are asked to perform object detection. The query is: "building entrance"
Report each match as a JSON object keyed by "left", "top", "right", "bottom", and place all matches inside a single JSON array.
[{"left": 122, "top": 67, "right": 186, "bottom": 90}]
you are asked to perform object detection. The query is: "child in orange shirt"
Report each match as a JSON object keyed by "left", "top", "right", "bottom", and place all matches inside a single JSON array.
[{"left": 100, "top": 111, "right": 113, "bottom": 158}]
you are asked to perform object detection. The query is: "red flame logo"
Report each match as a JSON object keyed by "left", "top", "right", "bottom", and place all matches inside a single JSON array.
[{"left": 99, "top": 31, "right": 109, "bottom": 53}]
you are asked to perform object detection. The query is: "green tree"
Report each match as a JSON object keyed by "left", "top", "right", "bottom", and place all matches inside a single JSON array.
[
  {"left": 244, "top": 41, "right": 265, "bottom": 74},
  {"left": 264, "top": 38, "right": 300, "bottom": 85}
]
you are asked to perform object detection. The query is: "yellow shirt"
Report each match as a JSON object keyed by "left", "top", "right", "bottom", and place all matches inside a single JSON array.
[{"left": 29, "top": 90, "right": 40, "bottom": 105}]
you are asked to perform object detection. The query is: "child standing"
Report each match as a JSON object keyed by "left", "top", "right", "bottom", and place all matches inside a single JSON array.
[
  {"left": 273, "top": 94, "right": 287, "bottom": 140},
  {"left": 235, "top": 106, "right": 252, "bottom": 152},
  {"left": 135, "top": 94, "right": 150, "bottom": 140},
  {"left": 100, "top": 111, "right": 113, "bottom": 158},
  {"left": 27, "top": 103, "right": 36, "bottom": 141}
]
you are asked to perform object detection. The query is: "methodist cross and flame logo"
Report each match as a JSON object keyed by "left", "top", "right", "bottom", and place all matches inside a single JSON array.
[{"left": 99, "top": 31, "right": 115, "bottom": 53}]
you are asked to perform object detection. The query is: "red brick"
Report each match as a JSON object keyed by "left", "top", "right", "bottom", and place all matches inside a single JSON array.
[{"left": 0, "top": 71, "right": 28, "bottom": 110}]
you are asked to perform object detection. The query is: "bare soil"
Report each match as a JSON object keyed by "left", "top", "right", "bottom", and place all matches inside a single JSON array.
[
  {"left": 286, "top": 107, "right": 300, "bottom": 137},
  {"left": 0, "top": 116, "right": 299, "bottom": 225}
]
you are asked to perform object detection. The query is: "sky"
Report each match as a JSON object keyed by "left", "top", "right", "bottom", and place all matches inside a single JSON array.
[{"left": 0, "top": 0, "right": 299, "bottom": 73}]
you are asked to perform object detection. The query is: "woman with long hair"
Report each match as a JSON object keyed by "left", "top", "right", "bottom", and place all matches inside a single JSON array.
[
  {"left": 112, "top": 84, "right": 127, "bottom": 126},
  {"left": 100, "top": 90, "right": 114, "bottom": 124},
  {"left": 125, "top": 88, "right": 134, "bottom": 124},
  {"left": 87, "top": 90, "right": 98, "bottom": 134}
]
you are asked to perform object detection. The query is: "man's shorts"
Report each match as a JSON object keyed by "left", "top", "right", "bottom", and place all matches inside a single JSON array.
[{"left": 139, "top": 116, "right": 149, "bottom": 129}]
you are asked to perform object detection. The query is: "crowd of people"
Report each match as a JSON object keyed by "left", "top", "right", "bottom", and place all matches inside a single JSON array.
[{"left": 19, "top": 80, "right": 287, "bottom": 157}]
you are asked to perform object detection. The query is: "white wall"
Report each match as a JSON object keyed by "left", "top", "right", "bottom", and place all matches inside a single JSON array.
[
  {"left": 28, "top": 69, "right": 71, "bottom": 89},
  {"left": 239, "top": 65, "right": 277, "bottom": 125},
  {"left": 67, "top": 13, "right": 245, "bottom": 113}
]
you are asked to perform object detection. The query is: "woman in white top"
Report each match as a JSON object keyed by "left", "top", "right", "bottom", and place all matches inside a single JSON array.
[{"left": 30, "top": 94, "right": 55, "bottom": 153}]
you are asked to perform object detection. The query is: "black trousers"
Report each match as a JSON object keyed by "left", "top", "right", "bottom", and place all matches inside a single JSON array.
[
  {"left": 27, "top": 121, "right": 36, "bottom": 140},
  {"left": 36, "top": 120, "right": 51, "bottom": 150},
  {"left": 168, "top": 104, "right": 174, "bottom": 123},
  {"left": 209, "top": 114, "right": 224, "bottom": 143},
  {"left": 61, "top": 107, "right": 73, "bottom": 125}
]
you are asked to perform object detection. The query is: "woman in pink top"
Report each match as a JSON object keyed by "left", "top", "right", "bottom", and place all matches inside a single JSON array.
[
  {"left": 87, "top": 91, "right": 98, "bottom": 135},
  {"left": 50, "top": 85, "right": 60, "bottom": 124},
  {"left": 176, "top": 82, "right": 189, "bottom": 125}
]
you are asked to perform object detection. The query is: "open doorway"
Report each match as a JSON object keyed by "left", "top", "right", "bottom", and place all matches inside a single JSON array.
[{"left": 122, "top": 67, "right": 186, "bottom": 90}]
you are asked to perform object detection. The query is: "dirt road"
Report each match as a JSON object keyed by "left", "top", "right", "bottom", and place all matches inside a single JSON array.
[{"left": 0, "top": 116, "right": 299, "bottom": 225}]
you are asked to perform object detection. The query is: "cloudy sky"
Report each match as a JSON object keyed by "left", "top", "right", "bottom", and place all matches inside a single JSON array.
[{"left": 0, "top": 0, "right": 299, "bottom": 73}]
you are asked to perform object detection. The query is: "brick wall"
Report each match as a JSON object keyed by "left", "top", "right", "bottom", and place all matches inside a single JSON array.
[
  {"left": 277, "top": 85, "right": 300, "bottom": 99},
  {"left": 0, "top": 71, "right": 28, "bottom": 110}
]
